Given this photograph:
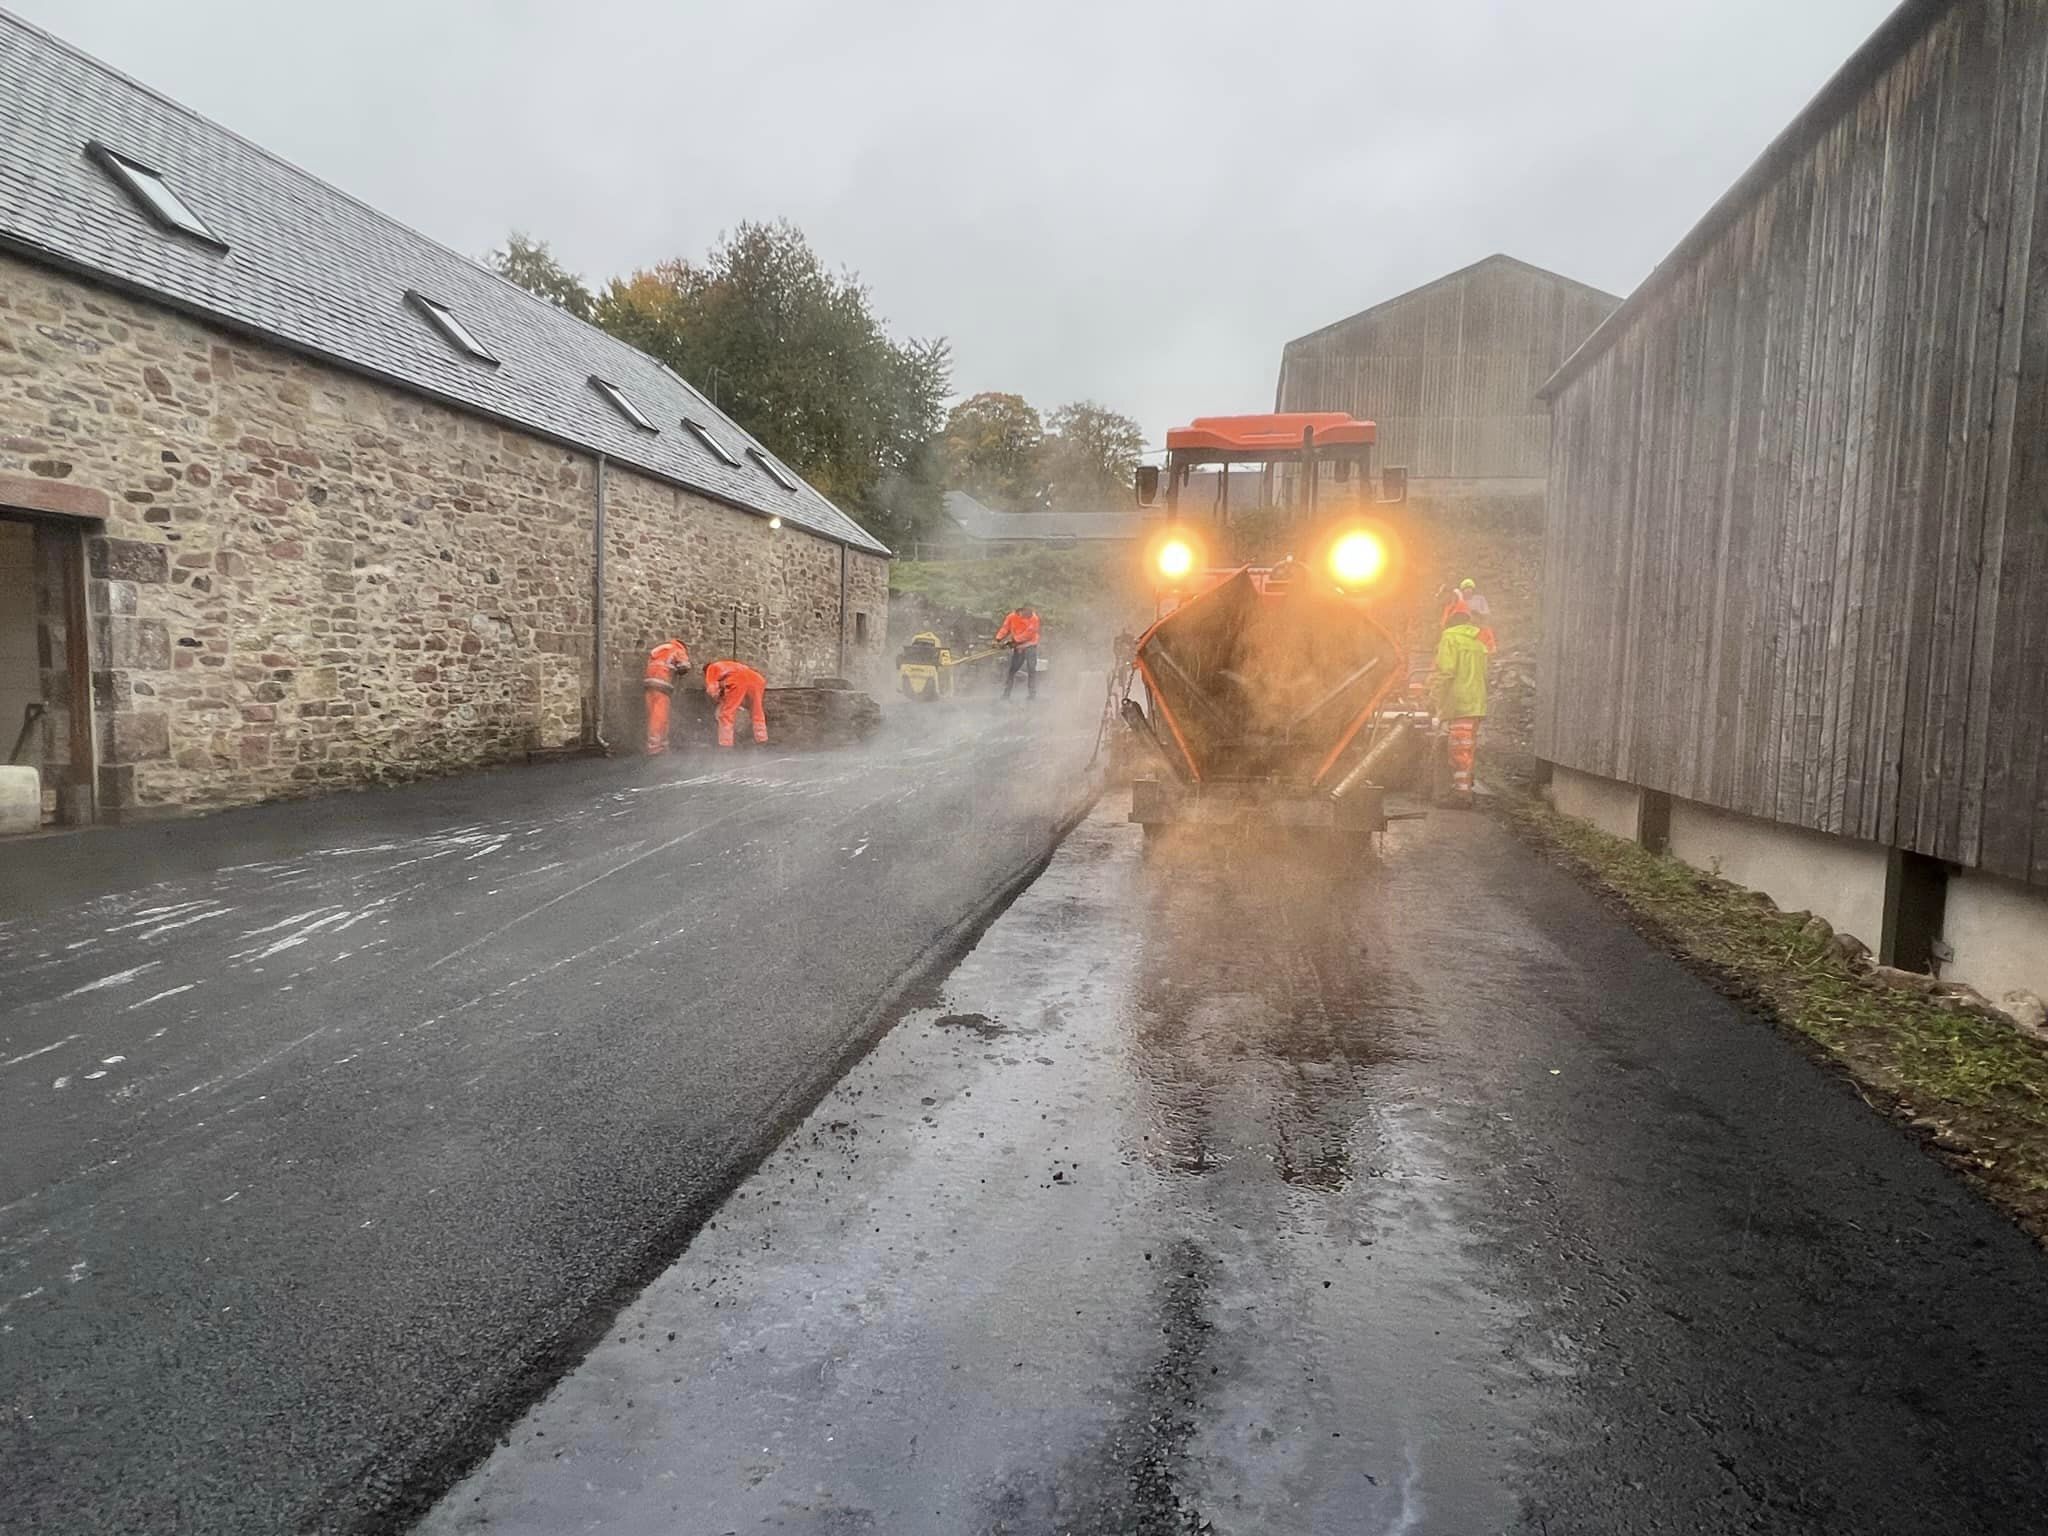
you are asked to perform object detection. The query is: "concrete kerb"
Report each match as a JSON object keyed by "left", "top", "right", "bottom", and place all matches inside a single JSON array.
[{"left": 346, "top": 772, "right": 1106, "bottom": 1535}]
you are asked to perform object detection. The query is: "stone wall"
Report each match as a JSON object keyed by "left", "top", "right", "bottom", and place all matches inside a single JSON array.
[
  {"left": 0, "top": 252, "right": 886, "bottom": 814},
  {"left": 595, "top": 464, "right": 887, "bottom": 740}
]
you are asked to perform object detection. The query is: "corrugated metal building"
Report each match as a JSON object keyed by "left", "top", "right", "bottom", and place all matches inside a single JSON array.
[
  {"left": 1538, "top": 0, "right": 2048, "bottom": 1004},
  {"left": 1276, "top": 255, "right": 1619, "bottom": 512}
]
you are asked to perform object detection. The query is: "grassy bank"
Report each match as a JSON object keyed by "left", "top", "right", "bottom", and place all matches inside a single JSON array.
[
  {"left": 1498, "top": 792, "right": 2048, "bottom": 1243},
  {"left": 888, "top": 547, "right": 1147, "bottom": 637}
]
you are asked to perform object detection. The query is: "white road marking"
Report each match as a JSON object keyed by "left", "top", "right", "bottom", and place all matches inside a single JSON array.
[
  {"left": 106, "top": 901, "right": 211, "bottom": 932},
  {"left": 332, "top": 902, "right": 390, "bottom": 933},
  {"left": 1, "top": 1034, "right": 80, "bottom": 1069},
  {"left": 132, "top": 901, "right": 211, "bottom": 919},
  {"left": 125, "top": 982, "right": 200, "bottom": 1011},
  {"left": 59, "top": 963, "right": 159, "bottom": 999},
  {"left": 237, "top": 907, "right": 337, "bottom": 939},
  {"left": 133, "top": 908, "right": 235, "bottom": 942},
  {"left": 165, "top": 1026, "right": 328, "bottom": 1102},
  {"left": 424, "top": 806, "right": 756, "bottom": 973},
  {"left": 244, "top": 911, "right": 353, "bottom": 960}
]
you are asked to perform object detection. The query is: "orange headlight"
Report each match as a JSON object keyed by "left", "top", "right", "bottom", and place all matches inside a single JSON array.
[
  {"left": 1329, "top": 529, "right": 1387, "bottom": 586},
  {"left": 1148, "top": 528, "right": 1203, "bottom": 588}
]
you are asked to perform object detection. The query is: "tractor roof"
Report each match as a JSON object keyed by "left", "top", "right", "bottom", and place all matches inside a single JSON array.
[{"left": 1165, "top": 413, "right": 1376, "bottom": 454}]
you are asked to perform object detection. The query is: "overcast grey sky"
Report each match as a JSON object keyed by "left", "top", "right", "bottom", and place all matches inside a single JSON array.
[{"left": 17, "top": 0, "right": 1899, "bottom": 440}]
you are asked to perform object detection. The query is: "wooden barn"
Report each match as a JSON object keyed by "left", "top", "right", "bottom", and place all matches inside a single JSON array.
[
  {"left": 1538, "top": 0, "right": 2048, "bottom": 1006},
  {"left": 1275, "top": 255, "right": 1619, "bottom": 517}
]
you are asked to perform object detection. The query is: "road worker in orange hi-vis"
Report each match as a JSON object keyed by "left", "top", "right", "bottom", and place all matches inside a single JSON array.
[
  {"left": 994, "top": 604, "right": 1041, "bottom": 701},
  {"left": 642, "top": 639, "right": 693, "bottom": 755},
  {"left": 703, "top": 659, "right": 769, "bottom": 748}
]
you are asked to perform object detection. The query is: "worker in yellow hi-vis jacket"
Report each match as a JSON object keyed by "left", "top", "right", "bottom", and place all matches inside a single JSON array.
[{"left": 1431, "top": 609, "right": 1489, "bottom": 807}]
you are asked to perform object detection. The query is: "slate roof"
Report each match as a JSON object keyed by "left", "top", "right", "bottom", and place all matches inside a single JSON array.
[
  {"left": 0, "top": 9, "right": 889, "bottom": 556},
  {"left": 942, "top": 490, "right": 1153, "bottom": 543}
]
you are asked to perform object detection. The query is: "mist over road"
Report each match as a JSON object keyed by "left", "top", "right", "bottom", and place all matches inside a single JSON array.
[{"left": 0, "top": 698, "right": 1096, "bottom": 1536}]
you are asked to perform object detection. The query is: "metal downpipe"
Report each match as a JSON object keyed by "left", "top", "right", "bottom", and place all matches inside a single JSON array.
[{"left": 591, "top": 452, "right": 610, "bottom": 752}]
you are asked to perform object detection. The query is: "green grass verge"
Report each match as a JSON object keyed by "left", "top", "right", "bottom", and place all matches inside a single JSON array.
[
  {"left": 1498, "top": 790, "right": 2048, "bottom": 1241},
  {"left": 889, "top": 548, "right": 1144, "bottom": 635}
]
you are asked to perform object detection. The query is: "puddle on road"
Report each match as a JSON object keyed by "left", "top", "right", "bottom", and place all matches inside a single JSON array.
[{"left": 933, "top": 1010, "right": 1010, "bottom": 1038}]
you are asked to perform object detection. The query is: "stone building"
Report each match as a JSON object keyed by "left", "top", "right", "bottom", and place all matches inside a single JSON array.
[
  {"left": 1275, "top": 255, "right": 1619, "bottom": 521},
  {"left": 0, "top": 13, "right": 889, "bottom": 824}
]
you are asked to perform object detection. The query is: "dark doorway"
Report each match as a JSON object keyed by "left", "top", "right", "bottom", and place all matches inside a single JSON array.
[{"left": 0, "top": 511, "right": 96, "bottom": 825}]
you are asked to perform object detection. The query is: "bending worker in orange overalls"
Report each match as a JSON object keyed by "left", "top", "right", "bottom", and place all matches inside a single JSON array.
[
  {"left": 703, "top": 659, "right": 769, "bottom": 748},
  {"left": 642, "top": 638, "right": 692, "bottom": 755}
]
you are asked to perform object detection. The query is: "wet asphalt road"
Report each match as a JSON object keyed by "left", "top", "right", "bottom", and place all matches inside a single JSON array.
[
  {"left": 0, "top": 698, "right": 1098, "bottom": 1536},
  {"left": 430, "top": 803, "right": 2048, "bottom": 1535}
]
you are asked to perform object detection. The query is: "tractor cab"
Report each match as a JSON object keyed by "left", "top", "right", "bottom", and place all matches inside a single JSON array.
[
  {"left": 1133, "top": 411, "right": 1412, "bottom": 619},
  {"left": 1114, "top": 413, "right": 1423, "bottom": 848}
]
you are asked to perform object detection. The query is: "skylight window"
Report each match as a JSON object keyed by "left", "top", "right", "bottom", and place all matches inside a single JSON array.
[
  {"left": 86, "top": 142, "right": 224, "bottom": 251},
  {"left": 404, "top": 290, "right": 498, "bottom": 366},
  {"left": 749, "top": 448, "right": 801, "bottom": 493},
  {"left": 590, "top": 376, "right": 655, "bottom": 432},
  {"left": 684, "top": 418, "right": 742, "bottom": 468}
]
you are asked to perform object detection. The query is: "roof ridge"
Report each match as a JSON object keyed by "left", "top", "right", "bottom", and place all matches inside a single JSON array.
[
  {"left": 0, "top": 6, "right": 873, "bottom": 549},
  {"left": 1541, "top": 0, "right": 1957, "bottom": 399},
  {"left": 0, "top": 7, "right": 742, "bottom": 443},
  {"left": 1281, "top": 252, "right": 1623, "bottom": 351}
]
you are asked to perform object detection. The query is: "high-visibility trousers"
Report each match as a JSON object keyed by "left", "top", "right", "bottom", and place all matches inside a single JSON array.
[
  {"left": 716, "top": 673, "right": 768, "bottom": 747},
  {"left": 643, "top": 681, "right": 673, "bottom": 756},
  {"left": 1446, "top": 716, "right": 1480, "bottom": 795}
]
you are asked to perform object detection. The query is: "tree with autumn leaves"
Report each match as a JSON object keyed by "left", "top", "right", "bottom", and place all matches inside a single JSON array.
[
  {"left": 940, "top": 394, "right": 1146, "bottom": 514},
  {"left": 488, "top": 222, "right": 946, "bottom": 547},
  {"left": 488, "top": 222, "right": 1142, "bottom": 543}
]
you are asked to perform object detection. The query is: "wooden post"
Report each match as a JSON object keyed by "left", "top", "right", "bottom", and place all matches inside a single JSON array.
[{"left": 1302, "top": 425, "right": 1319, "bottom": 521}]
